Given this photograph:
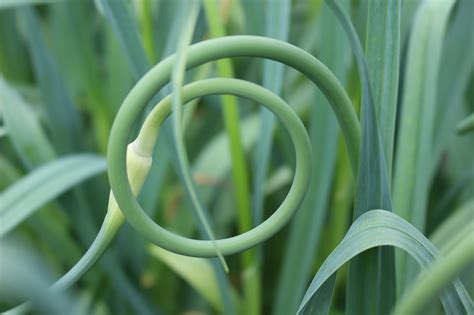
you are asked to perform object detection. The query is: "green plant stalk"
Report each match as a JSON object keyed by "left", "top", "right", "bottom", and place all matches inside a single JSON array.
[
  {"left": 77, "top": 57, "right": 111, "bottom": 154},
  {"left": 106, "top": 35, "right": 360, "bottom": 315},
  {"left": 202, "top": 1, "right": 257, "bottom": 312},
  {"left": 106, "top": 77, "right": 313, "bottom": 315},
  {"left": 108, "top": 34, "right": 359, "bottom": 314},
  {"left": 98, "top": 0, "right": 150, "bottom": 78},
  {"left": 3, "top": 140, "right": 154, "bottom": 314},
  {"left": 320, "top": 67, "right": 361, "bottom": 265},
  {"left": 170, "top": 0, "right": 228, "bottom": 271},
  {"left": 1, "top": 76, "right": 147, "bottom": 313},
  {"left": 203, "top": 0, "right": 252, "bottom": 250},
  {"left": 392, "top": 235, "right": 474, "bottom": 315},
  {"left": 326, "top": 1, "right": 396, "bottom": 313},
  {"left": 19, "top": 7, "right": 82, "bottom": 154},
  {"left": 107, "top": 34, "right": 361, "bottom": 248},
  {"left": 49, "top": 2, "right": 111, "bottom": 153},
  {"left": 432, "top": 0, "right": 474, "bottom": 173},
  {"left": 21, "top": 33, "right": 359, "bottom": 314},
  {"left": 54, "top": 141, "right": 153, "bottom": 291},
  {"left": 318, "top": 136, "right": 354, "bottom": 271},
  {"left": 3, "top": 68, "right": 153, "bottom": 312},
  {"left": 274, "top": 1, "right": 349, "bottom": 312},
  {"left": 365, "top": 0, "right": 400, "bottom": 183},
  {"left": 392, "top": 0, "right": 455, "bottom": 292},
  {"left": 122, "top": 77, "right": 312, "bottom": 253},
  {"left": 253, "top": 0, "right": 289, "bottom": 233}
]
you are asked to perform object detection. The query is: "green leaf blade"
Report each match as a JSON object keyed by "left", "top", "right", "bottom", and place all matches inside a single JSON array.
[
  {"left": 325, "top": 0, "right": 397, "bottom": 313},
  {"left": 0, "top": 77, "right": 56, "bottom": 167},
  {"left": 0, "top": 154, "right": 107, "bottom": 235},
  {"left": 274, "top": 1, "right": 350, "bottom": 313},
  {"left": 365, "top": 0, "right": 400, "bottom": 182},
  {"left": 297, "top": 210, "right": 473, "bottom": 315},
  {"left": 19, "top": 7, "right": 83, "bottom": 154},
  {"left": 392, "top": 0, "right": 456, "bottom": 292}
]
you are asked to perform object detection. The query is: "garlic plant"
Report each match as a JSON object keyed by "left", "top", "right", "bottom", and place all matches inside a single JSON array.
[{"left": 0, "top": 0, "right": 473, "bottom": 315}]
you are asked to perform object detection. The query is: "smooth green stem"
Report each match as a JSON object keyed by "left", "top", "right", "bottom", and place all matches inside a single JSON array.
[
  {"left": 7, "top": 34, "right": 361, "bottom": 314},
  {"left": 170, "top": 0, "right": 228, "bottom": 271},
  {"left": 4, "top": 142, "right": 153, "bottom": 313},
  {"left": 112, "top": 78, "right": 312, "bottom": 256},
  {"left": 107, "top": 36, "right": 360, "bottom": 257},
  {"left": 55, "top": 141, "right": 153, "bottom": 291}
]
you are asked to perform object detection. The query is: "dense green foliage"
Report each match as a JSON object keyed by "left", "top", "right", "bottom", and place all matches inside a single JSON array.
[{"left": 0, "top": 0, "right": 473, "bottom": 314}]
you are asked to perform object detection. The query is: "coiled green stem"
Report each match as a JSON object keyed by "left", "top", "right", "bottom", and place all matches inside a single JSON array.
[
  {"left": 108, "top": 35, "right": 360, "bottom": 256},
  {"left": 113, "top": 78, "right": 312, "bottom": 256},
  {"left": 5, "top": 36, "right": 361, "bottom": 312}
]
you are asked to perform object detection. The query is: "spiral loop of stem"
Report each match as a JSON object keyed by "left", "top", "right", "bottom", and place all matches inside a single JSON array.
[
  {"left": 5, "top": 37, "right": 361, "bottom": 314},
  {"left": 108, "top": 35, "right": 360, "bottom": 256}
]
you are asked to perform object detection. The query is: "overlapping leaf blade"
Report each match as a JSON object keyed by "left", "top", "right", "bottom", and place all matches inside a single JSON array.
[
  {"left": 274, "top": 1, "right": 350, "bottom": 313},
  {"left": 169, "top": 0, "right": 230, "bottom": 284},
  {"left": 392, "top": 0, "right": 456, "bottom": 291},
  {"left": 297, "top": 210, "right": 473, "bottom": 315},
  {"left": 365, "top": 0, "right": 400, "bottom": 182},
  {"left": 252, "top": 0, "right": 290, "bottom": 231},
  {"left": 432, "top": 0, "right": 474, "bottom": 169},
  {"left": 0, "top": 154, "right": 106, "bottom": 235},
  {"left": 202, "top": 1, "right": 253, "bottom": 313},
  {"left": 325, "top": 1, "right": 396, "bottom": 313}
]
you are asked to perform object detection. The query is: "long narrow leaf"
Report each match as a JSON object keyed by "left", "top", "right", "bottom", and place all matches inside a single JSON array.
[
  {"left": 393, "top": 234, "right": 474, "bottom": 315},
  {"left": 0, "top": 77, "right": 56, "bottom": 167},
  {"left": 19, "top": 7, "right": 82, "bottom": 153},
  {"left": 48, "top": 2, "right": 111, "bottom": 152},
  {"left": 430, "top": 199, "right": 474, "bottom": 252},
  {"left": 95, "top": 0, "right": 150, "bottom": 78},
  {"left": 326, "top": 1, "right": 396, "bottom": 313},
  {"left": 202, "top": 2, "right": 253, "bottom": 314},
  {"left": 0, "top": 11, "right": 29, "bottom": 81},
  {"left": 365, "top": 0, "right": 400, "bottom": 182},
  {"left": 297, "top": 210, "right": 473, "bottom": 315},
  {"left": 252, "top": 0, "right": 290, "bottom": 231},
  {"left": 392, "top": 0, "right": 456, "bottom": 291},
  {"left": 0, "top": 154, "right": 106, "bottom": 235},
  {"left": 170, "top": 0, "right": 228, "bottom": 274},
  {"left": 432, "top": 0, "right": 474, "bottom": 167},
  {"left": 274, "top": 1, "right": 350, "bottom": 313}
]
